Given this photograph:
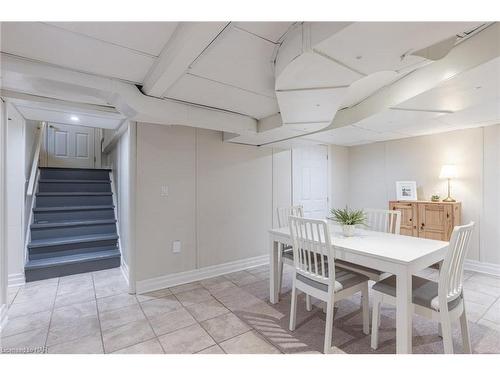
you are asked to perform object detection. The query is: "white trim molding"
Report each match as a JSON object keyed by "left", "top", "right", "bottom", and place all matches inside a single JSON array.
[
  {"left": 0, "top": 303, "right": 8, "bottom": 332},
  {"left": 8, "top": 273, "right": 25, "bottom": 288},
  {"left": 136, "top": 254, "right": 269, "bottom": 294},
  {"left": 121, "top": 260, "right": 130, "bottom": 287},
  {"left": 465, "top": 259, "right": 500, "bottom": 277}
]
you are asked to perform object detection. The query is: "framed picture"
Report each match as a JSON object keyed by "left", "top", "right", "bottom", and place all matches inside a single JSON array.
[{"left": 396, "top": 181, "right": 417, "bottom": 201}]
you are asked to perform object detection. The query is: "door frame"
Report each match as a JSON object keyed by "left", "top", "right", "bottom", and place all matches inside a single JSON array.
[{"left": 0, "top": 99, "right": 8, "bottom": 329}]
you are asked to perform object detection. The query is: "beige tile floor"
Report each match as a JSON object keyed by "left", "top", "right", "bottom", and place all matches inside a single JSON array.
[{"left": 1, "top": 265, "right": 500, "bottom": 354}]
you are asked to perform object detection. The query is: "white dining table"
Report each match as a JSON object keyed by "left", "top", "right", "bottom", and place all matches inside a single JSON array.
[{"left": 268, "top": 222, "right": 449, "bottom": 354}]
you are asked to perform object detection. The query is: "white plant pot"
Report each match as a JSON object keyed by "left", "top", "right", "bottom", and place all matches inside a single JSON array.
[{"left": 342, "top": 224, "right": 356, "bottom": 237}]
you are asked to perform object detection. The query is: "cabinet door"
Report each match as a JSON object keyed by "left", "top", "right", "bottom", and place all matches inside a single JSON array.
[
  {"left": 418, "top": 203, "right": 452, "bottom": 241},
  {"left": 389, "top": 202, "right": 417, "bottom": 236}
]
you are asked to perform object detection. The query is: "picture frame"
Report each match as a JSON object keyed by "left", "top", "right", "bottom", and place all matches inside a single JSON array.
[{"left": 396, "top": 181, "right": 417, "bottom": 201}]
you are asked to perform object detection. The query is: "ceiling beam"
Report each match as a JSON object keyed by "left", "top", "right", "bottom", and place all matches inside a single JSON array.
[
  {"left": 141, "top": 22, "right": 229, "bottom": 98},
  {"left": 1, "top": 55, "right": 257, "bottom": 135}
]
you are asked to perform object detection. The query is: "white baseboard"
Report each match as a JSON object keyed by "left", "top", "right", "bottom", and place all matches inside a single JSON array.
[
  {"left": 465, "top": 259, "right": 500, "bottom": 277},
  {"left": 121, "top": 260, "right": 129, "bottom": 286},
  {"left": 136, "top": 254, "right": 269, "bottom": 294},
  {"left": 8, "top": 273, "right": 25, "bottom": 287},
  {"left": 0, "top": 304, "right": 8, "bottom": 332}
]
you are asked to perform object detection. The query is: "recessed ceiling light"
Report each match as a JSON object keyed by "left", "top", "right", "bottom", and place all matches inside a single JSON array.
[{"left": 70, "top": 115, "right": 79, "bottom": 122}]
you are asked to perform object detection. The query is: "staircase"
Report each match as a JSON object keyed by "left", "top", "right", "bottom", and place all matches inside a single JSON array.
[{"left": 25, "top": 167, "right": 121, "bottom": 282}]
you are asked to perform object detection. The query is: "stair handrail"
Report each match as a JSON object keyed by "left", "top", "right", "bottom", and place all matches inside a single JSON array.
[{"left": 27, "top": 121, "right": 46, "bottom": 196}]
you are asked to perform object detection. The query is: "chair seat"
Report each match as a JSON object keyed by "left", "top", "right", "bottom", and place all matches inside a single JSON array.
[
  {"left": 335, "top": 259, "right": 385, "bottom": 280},
  {"left": 297, "top": 267, "right": 368, "bottom": 293},
  {"left": 372, "top": 275, "right": 462, "bottom": 311}
]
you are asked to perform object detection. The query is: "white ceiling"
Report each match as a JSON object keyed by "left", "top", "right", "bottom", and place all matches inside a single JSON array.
[
  {"left": 1, "top": 21, "right": 498, "bottom": 143},
  {"left": 46, "top": 22, "right": 178, "bottom": 56},
  {"left": 13, "top": 101, "right": 124, "bottom": 129}
]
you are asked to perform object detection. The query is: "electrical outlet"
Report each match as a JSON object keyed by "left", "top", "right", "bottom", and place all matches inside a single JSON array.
[
  {"left": 172, "top": 240, "right": 181, "bottom": 253},
  {"left": 161, "top": 185, "right": 168, "bottom": 197}
]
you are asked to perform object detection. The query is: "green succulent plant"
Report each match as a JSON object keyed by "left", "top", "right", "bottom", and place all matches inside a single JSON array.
[{"left": 329, "top": 206, "right": 366, "bottom": 226}]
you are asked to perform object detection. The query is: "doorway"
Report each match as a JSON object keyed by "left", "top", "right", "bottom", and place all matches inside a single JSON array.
[
  {"left": 292, "top": 145, "right": 329, "bottom": 219},
  {"left": 45, "top": 123, "right": 97, "bottom": 168}
]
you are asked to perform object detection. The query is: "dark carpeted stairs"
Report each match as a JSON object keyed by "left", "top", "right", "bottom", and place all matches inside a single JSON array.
[{"left": 25, "top": 167, "right": 121, "bottom": 282}]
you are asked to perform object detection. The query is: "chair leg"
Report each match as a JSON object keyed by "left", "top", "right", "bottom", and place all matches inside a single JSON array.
[
  {"left": 440, "top": 314, "right": 454, "bottom": 354},
  {"left": 460, "top": 308, "right": 472, "bottom": 354},
  {"left": 306, "top": 294, "right": 312, "bottom": 311},
  {"left": 324, "top": 296, "right": 335, "bottom": 354},
  {"left": 438, "top": 323, "right": 442, "bottom": 338},
  {"left": 278, "top": 261, "right": 284, "bottom": 293},
  {"left": 289, "top": 280, "right": 298, "bottom": 331},
  {"left": 371, "top": 292, "right": 381, "bottom": 350},
  {"left": 361, "top": 282, "right": 370, "bottom": 335}
]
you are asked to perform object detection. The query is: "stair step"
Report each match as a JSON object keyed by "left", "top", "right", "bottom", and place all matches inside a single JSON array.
[
  {"left": 31, "top": 219, "right": 116, "bottom": 229},
  {"left": 33, "top": 205, "right": 115, "bottom": 212},
  {"left": 29, "top": 243, "right": 118, "bottom": 260},
  {"left": 39, "top": 179, "right": 111, "bottom": 184},
  {"left": 35, "top": 192, "right": 113, "bottom": 207},
  {"left": 33, "top": 205, "right": 115, "bottom": 223},
  {"left": 28, "top": 233, "right": 119, "bottom": 249},
  {"left": 38, "top": 179, "right": 111, "bottom": 193},
  {"left": 30, "top": 219, "right": 116, "bottom": 241},
  {"left": 40, "top": 167, "right": 111, "bottom": 181},
  {"left": 25, "top": 249, "right": 121, "bottom": 282},
  {"left": 36, "top": 192, "right": 112, "bottom": 196}
]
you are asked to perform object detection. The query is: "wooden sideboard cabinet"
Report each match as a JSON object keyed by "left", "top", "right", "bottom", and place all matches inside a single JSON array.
[{"left": 389, "top": 201, "right": 461, "bottom": 241}]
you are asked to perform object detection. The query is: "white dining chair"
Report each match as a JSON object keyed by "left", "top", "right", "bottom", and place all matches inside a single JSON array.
[
  {"left": 370, "top": 222, "right": 475, "bottom": 354},
  {"left": 276, "top": 206, "right": 303, "bottom": 286},
  {"left": 288, "top": 216, "right": 370, "bottom": 353},
  {"left": 336, "top": 209, "right": 401, "bottom": 281}
]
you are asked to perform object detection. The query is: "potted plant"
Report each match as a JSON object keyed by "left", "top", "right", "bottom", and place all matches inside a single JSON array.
[{"left": 329, "top": 206, "right": 366, "bottom": 237}]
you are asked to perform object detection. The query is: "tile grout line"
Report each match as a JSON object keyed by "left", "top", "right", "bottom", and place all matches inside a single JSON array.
[
  {"left": 92, "top": 272, "right": 107, "bottom": 354},
  {"left": 475, "top": 294, "right": 500, "bottom": 323},
  {"left": 204, "top": 278, "right": 285, "bottom": 354},
  {"left": 43, "top": 277, "right": 61, "bottom": 352}
]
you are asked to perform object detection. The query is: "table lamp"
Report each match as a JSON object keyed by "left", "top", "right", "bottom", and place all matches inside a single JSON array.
[{"left": 439, "top": 165, "right": 458, "bottom": 202}]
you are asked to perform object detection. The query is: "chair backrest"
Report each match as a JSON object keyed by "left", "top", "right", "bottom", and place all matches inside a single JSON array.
[
  {"left": 277, "top": 205, "right": 304, "bottom": 228},
  {"left": 438, "top": 222, "right": 475, "bottom": 308},
  {"left": 288, "top": 216, "right": 335, "bottom": 287},
  {"left": 365, "top": 209, "right": 401, "bottom": 235}
]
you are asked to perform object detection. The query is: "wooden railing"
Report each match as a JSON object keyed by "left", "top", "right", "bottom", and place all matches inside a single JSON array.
[{"left": 26, "top": 122, "right": 46, "bottom": 196}]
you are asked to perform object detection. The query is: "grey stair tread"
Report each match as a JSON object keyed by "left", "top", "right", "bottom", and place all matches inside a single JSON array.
[
  {"left": 28, "top": 233, "right": 119, "bottom": 248},
  {"left": 36, "top": 192, "right": 112, "bottom": 196},
  {"left": 40, "top": 167, "right": 112, "bottom": 172},
  {"left": 25, "top": 249, "right": 120, "bottom": 269},
  {"left": 39, "top": 179, "right": 111, "bottom": 183},
  {"left": 31, "top": 219, "right": 116, "bottom": 229},
  {"left": 33, "top": 205, "right": 115, "bottom": 212}
]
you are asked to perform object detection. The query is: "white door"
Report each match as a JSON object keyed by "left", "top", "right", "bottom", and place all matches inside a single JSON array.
[
  {"left": 47, "top": 123, "right": 95, "bottom": 168},
  {"left": 292, "top": 145, "right": 328, "bottom": 219}
]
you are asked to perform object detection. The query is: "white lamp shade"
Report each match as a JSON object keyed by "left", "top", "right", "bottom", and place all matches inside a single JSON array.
[{"left": 439, "top": 165, "right": 458, "bottom": 179}]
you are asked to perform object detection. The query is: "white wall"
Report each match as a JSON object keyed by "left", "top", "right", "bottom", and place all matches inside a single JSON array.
[
  {"left": 341, "top": 125, "right": 500, "bottom": 265},
  {"left": 6, "top": 103, "right": 26, "bottom": 285},
  {"left": 329, "top": 145, "right": 349, "bottom": 210},
  {"left": 135, "top": 123, "right": 291, "bottom": 282}
]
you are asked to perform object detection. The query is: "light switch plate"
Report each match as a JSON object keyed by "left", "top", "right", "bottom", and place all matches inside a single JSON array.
[
  {"left": 161, "top": 185, "right": 168, "bottom": 197},
  {"left": 172, "top": 240, "right": 181, "bottom": 253}
]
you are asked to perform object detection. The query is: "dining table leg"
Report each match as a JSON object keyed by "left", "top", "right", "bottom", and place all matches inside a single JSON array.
[
  {"left": 396, "top": 270, "right": 413, "bottom": 354},
  {"left": 269, "top": 238, "right": 280, "bottom": 304}
]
